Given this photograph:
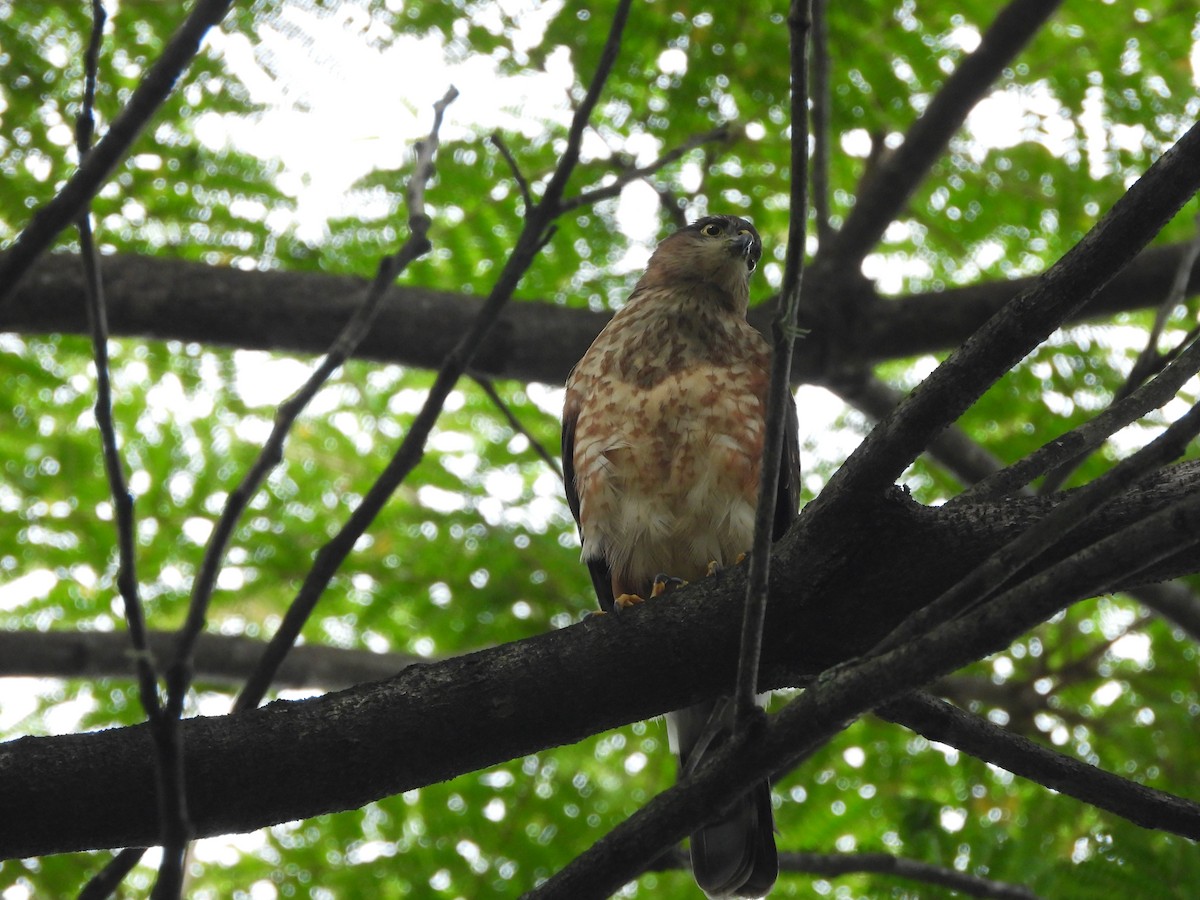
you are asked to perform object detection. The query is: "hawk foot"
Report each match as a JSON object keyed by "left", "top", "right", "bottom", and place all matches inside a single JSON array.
[
  {"left": 613, "top": 592, "right": 646, "bottom": 610},
  {"left": 651, "top": 574, "right": 688, "bottom": 597}
]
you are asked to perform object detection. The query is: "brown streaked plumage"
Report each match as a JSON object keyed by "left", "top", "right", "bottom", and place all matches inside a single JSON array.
[{"left": 563, "top": 214, "right": 800, "bottom": 899}]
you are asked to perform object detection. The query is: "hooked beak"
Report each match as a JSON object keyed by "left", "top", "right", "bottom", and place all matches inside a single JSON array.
[
  {"left": 728, "top": 232, "right": 759, "bottom": 272},
  {"left": 730, "top": 232, "right": 754, "bottom": 257}
]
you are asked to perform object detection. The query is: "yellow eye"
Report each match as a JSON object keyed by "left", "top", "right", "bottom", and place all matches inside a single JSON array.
[{"left": 700, "top": 223, "right": 722, "bottom": 237}]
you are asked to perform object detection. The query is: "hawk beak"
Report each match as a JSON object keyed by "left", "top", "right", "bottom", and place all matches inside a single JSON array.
[
  {"left": 730, "top": 232, "right": 755, "bottom": 259},
  {"left": 728, "top": 232, "right": 759, "bottom": 272}
]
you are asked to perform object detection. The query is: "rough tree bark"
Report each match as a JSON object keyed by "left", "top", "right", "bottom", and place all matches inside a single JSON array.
[
  {"left": 3, "top": 241, "right": 1199, "bottom": 387},
  {"left": 4, "top": 463, "right": 1200, "bottom": 859}
]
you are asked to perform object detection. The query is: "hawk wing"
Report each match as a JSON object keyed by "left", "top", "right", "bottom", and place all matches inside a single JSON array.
[
  {"left": 775, "top": 393, "right": 802, "bottom": 541},
  {"left": 561, "top": 391, "right": 617, "bottom": 612}
]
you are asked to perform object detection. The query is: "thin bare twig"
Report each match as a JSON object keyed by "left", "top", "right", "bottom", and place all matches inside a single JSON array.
[
  {"left": 169, "top": 86, "right": 459, "bottom": 716},
  {"left": 558, "top": 126, "right": 731, "bottom": 214},
  {"left": 733, "top": 0, "right": 811, "bottom": 729},
  {"left": 1116, "top": 210, "right": 1200, "bottom": 401},
  {"left": 234, "top": 0, "right": 635, "bottom": 713},
  {"left": 0, "top": 0, "right": 237, "bottom": 304},
  {"left": 102, "top": 83, "right": 453, "bottom": 898},
  {"left": 776, "top": 850, "right": 1039, "bottom": 900},
  {"left": 471, "top": 374, "right": 563, "bottom": 479},
  {"left": 649, "top": 845, "right": 1040, "bottom": 899},
  {"left": 809, "top": 0, "right": 833, "bottom": 246},
  {"left": 1038, "top": 211, "right": 1200, "bottom": 494},
  {"left": 73, "top": 3, "right": 190, "bottom": 897},
  {"left": 963, "top": 330, "right": 1200, "bottom": 501},
  {"left": 489, "top": 133, "right": 534, "bottom": 213}
]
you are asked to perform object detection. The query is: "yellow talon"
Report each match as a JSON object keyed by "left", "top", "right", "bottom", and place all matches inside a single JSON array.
[
  {"left": 614, "top": 593, "right": 646, "bottom": 609},
  {"left": 705, "top": 560, "right": 720, "bottom": 577},
  {"left": 650, "top": 575, "right": 688, "bottom": 597}
]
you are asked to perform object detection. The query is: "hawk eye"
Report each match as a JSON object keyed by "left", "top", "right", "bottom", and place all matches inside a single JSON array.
[{"left": 700, "top": 223, "right": 723, "bottom": 237}]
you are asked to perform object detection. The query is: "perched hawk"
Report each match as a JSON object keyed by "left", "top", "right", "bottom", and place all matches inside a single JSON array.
[{"left": 562, "top": 215, "right": 801, "bottom": 898}]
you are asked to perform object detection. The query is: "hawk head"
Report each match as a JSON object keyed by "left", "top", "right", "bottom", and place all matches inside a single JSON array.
[{"left": 641, "top": 214, "right": 763, "bottom": 311}]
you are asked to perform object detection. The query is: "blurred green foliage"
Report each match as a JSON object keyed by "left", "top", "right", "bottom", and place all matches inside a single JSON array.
[{"left": 1, "top": 0, "right": 1199, "bottom": 897}]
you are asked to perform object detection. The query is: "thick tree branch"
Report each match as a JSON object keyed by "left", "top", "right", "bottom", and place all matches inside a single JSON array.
[
  {"left": 6, "top": 240, "right": 1199, "bottom": 387},
  {"left": 0, "top": 629, "right": 418, "bottom": 689},
  {"left": 531, "top": 475, "right": 1200, "bottom": 898},
  {"left": 5, "top": 468, "right": 1200, "bottom": 860}
]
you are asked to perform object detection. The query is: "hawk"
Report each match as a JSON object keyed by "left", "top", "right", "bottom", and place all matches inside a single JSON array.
[{"left": 562, "top": 215, "right": 801, "bottom": 898}]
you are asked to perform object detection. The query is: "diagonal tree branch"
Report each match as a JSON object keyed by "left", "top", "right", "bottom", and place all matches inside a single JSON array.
[
  {"left": 0, "top": 0, "right": 238, "bottom": 304},
  {"left": 178, "top": 85, "right": 455, "bottom": 711},
  {"left": 830, "top": 373, "right": 1023, "bottom": 490},
  {"left": 527, "top": 479, "right": 1200, "bottom": 898},
  {"left": 80, "top": 85, "right": 461, "bottom": 900},
  {"left": 876, "top": 691, "right": 1200, "bottom": 838},
  {"left": 872, "top": 398, "right": 1200, "bottom": 658},
  {"left": 232, "top": 0, "right": 635, "bottom": 713},
  {"left": 471, "top": 374, "right": 563, "bottom": 479},
  {"left": 822, "top": 0, "right": 1064, "bottom": 268},
  {"left": 1037, "top": 211, "right": 1200, "bottom": 494},
  {"left": 808, "top": 118, "right": 1200, "bottom": 509},
  {"left": 964, "top": 330, "right": 1200, "bottom": 501},
  {"left": 558, "top": 126, "right": 731, "bottom": 214}
]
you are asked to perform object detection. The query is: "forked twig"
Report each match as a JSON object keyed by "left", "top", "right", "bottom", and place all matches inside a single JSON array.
[
  {"left": 963, "top": 330, "right": 1200, "bottom": 501},
  {"left": 169, "top": 86, "right": 460, "bottom": 717},
  {"left": 233, "top": 0, "right": 636, "bottom": 713},
  {"left": 1037, "top": 210, "right": 1200, "bottom": 493}
]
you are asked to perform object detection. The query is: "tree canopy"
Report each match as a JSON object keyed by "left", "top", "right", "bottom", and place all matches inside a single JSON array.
[{"left": 1, "top": 1, "right": 1199, "bottom": 898}]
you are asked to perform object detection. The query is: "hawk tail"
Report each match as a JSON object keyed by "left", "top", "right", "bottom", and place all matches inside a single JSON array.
[{"left": 667, "top": 701, "right": 778, "bottom": 899}]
